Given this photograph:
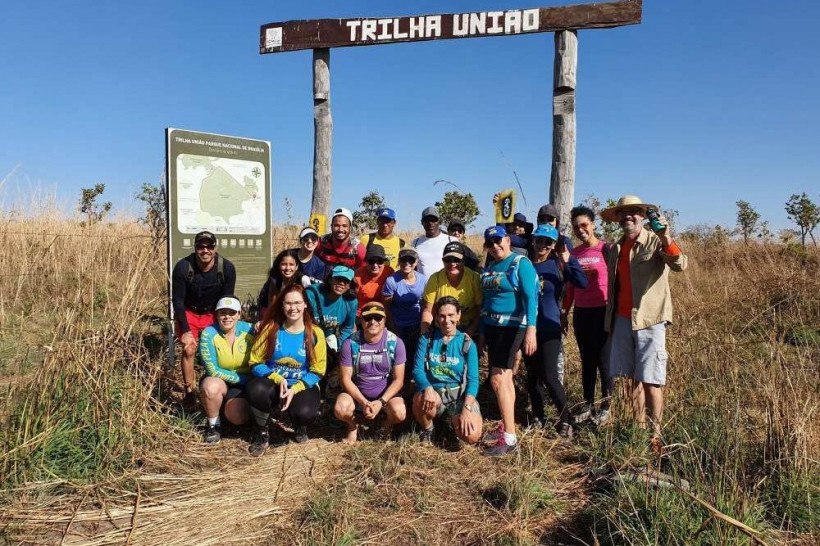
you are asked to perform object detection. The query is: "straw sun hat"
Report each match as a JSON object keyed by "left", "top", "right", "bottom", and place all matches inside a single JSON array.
[{"left": 600, "top": 195, "right": 658, "bottom": 223}]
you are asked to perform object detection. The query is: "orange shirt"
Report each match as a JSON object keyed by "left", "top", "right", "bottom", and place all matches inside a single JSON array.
[
  {"left": 616, "top": 238, "right": 635, "bottom": 318},
  {"left": 354, "top": 265, "right": 394, "bottom": 316}
]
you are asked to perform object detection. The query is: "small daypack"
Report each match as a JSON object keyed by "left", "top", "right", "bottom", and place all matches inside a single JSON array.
[
  {"left": 424, "top": 332, "right": 474, "bottom": 397},
  {"left": 185, "top": 253, "right": 225, "bottom": 286},
  {"left": 349, "top": 330, "right": 399, "bottom": 381}
]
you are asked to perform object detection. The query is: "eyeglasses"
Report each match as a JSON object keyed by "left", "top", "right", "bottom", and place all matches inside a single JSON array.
[
  {"left": 534, "top": 237, "right": 556, "bottom": 246},
  {"left": 367, "top": 258, "right": 386, "bottom": 265},
  {"left": 301, "top": 235, "right": 318, "bottom": 242},
  {"left": 196, "top": 243, "right": 215, "bottom": 250},
  {"left": 399, "top": 256, "right": 416, "bottom": 265},
  {"left": 362, "top": 314, "right": 384, "bottom": 323},
  {"left": 331, "top": 276, "right": 351, "bottom": 284},
  {"left": 443, "top": 256, "right": 462, "bottom": 264},
  {"left": 484, "top": 237, "right": 503, "bottom": 248}
]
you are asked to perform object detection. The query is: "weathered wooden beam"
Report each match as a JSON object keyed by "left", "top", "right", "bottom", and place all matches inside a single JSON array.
[
  {"left": 260, "top": 1, "right": 641, "bottom": 53},
  {"left": 549, "top": 30, "right": 577, "bottom": 230},
  {"left": 312, "top": 49, "right": 332, "bottom": 222}
]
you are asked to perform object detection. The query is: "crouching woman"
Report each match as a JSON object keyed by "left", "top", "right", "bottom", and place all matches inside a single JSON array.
[
  {"left": 413, "top": 296, "right": 482, "bottom": 445},
  {"left": 246, "top": 284, "right": 326, "bottom": 455},
  {"left": 334, "top": 302, "right": 407, "bottom": 443}
]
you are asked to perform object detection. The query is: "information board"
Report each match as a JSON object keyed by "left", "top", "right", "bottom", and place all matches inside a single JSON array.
[{"left": 165, "top": 128, "right": 272, "bottom": 320}]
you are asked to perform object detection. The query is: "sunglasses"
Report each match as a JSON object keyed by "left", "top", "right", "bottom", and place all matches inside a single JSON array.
[
  {"left": 399, "top": 256, "right": 416, "bottom": 265},
  {"left": 331, "top": 276, "right": 351, "bottom": 284},
  {"left": 534, "top": 237, "right": 556, "bottom": 246},
  {"left": 439, "top": 342, "right": 449, "bottom": 361},
  {"left": 443, "top": 256, "right": 462, "bottom": 264},
  {"left": 484, "top": 237, "right": 504, "bottom": 248},
  {"left": 301, "top": 234, "right": 319, "bottom": 242},
  {"left": 367, "top": 258, "right": 386, "bottom": 265},
  {"left": 573, "top": 222, "right": 592, "bottom": 229},
  {"left": 362, "top": 314, "right": 384, "bottom": 323},
  {"left": 217, "top": 308, "right": 239, "bottom": 316},
  {"left": 196, "top": 243, "right": 215, "bottom": 250}
]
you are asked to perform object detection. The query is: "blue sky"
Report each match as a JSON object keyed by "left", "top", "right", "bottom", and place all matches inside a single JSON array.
[{"left": 1, "top": 0, "right": 818, "bottom": 233}]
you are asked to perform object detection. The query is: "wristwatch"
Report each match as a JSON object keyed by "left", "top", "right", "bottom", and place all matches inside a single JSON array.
[
  {"left": 463, "top": 402, "right": 477, "bottom": 413},
  {"left": 378, "top": 397, "right": 388, "bottom": 406}
]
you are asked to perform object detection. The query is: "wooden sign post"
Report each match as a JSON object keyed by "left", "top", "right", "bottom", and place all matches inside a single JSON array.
[{"left": 260, "top": 1, "right": 642, "bottom": 224}]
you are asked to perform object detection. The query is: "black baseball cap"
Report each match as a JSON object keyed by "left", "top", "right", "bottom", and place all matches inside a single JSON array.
[{"left": 194, "top": 231, "right": 217, "bottom": 245}]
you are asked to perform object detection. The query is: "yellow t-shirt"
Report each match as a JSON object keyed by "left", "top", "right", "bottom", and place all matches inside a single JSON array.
[
  {"left": 423, "top": 268, "right": 483, "bottom": 327},
  {"left": 368, "top": 233, "right": 403, "bottom": 270}
]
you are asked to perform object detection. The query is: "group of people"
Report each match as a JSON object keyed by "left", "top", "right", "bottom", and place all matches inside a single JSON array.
[{"left": 171, "top": 194, "right": 687, "bottom": 456}]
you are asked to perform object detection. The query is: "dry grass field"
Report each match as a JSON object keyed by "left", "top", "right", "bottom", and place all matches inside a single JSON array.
[{"left": 0, "top": 213, "right": 817, "bottom": 545}]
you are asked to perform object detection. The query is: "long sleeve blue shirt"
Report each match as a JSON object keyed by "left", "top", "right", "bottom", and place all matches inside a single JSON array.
[{"left": 533, "top": 256, "right": 587, "bottom": 333}]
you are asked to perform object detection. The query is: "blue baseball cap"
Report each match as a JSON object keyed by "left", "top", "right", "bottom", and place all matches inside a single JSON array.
[
  {"left": 377, "top": 207, "right": 396, "bottom": 220},
  {"left": 330, "top": 265, "right": 354, "bottom": 281},
  {"left": 532, "top": 224, "right": 559, "bottom": 240},
  {"left": 484, "top": 225, "right": 508, "bottom": 241}
]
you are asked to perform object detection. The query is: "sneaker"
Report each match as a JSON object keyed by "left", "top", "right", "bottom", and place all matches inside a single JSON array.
[
  {"left": 595, "top": 409, "right": 612, "bottom": 427},
  {"left": 204, "top": 424, "right": 221, "bottom": 444},
  {"left": 557, "top": 422, "right": 574, "bottom": 439},
  {"left": 249, "top": 431, "right": 270, "bottom": 457},
  {"left": 483, "top": 434, "right": 517, "bottom": 457},
  {"left": 419, "top": 427, "right": 434, "bottom": 444},
  {"left": 293, "top": 425, "right": 309, "bottom": 444},
  {"left": 575, "top": 403, "right": 594, "bottom": 423}
]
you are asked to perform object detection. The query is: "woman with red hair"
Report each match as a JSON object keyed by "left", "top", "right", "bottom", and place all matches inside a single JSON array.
[{"left": 247, "top": 284, "right": 327, "bottom": 455}]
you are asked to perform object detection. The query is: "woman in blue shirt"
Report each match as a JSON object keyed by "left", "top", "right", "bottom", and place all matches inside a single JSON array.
[
  {"left": 526, "top": 224, "right": 587, "bottom": 437},
  {"left": 413, "top": 296, "right": 482, "bottom": 446},
  {"left": 382, "top": 247, "right": 426, "bottom": 369}
]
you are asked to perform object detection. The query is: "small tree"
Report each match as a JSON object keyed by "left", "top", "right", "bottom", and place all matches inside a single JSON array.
[
  {"left": 735, "top": 200, "right": 761, "bottom": 245},
  {"left": 599, "top": 197, "right": 621, "bottom": 243},
  {"left": 79, "top": 183, "right": 112, "bottom": 226},
  {"left": 435, "top": 191, "right": 480, "bottom": 227},
  {"left": 785, "top": 193, "right": 819, "bottom": 248},
  {"left": 352, "top": 190, "right": 386, "bottom": 232},
  {"left": 136, "top": 182, "right": 167, "bottom": 244}
]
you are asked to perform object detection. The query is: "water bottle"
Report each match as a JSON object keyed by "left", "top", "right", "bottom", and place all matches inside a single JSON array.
[{"left": 646, "top": 208, "right": 665, "bottom": 232}]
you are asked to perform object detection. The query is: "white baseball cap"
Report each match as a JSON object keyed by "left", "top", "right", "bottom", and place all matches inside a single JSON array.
[
  {"left": 332, "top": 207, "right": 353, "bottom": 224},
  {"left": 215, "top": 296, "right": 242, "bottom": 313}
]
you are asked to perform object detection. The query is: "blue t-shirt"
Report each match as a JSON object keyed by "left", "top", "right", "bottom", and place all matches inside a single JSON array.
[
  {"left": 299, "top": 253, "right": 326, "bottom": 284},
  {"left": 413, "top": 330, "right": 478, "bottom": 397},
  {"left": 533, "top": 256, "right": 587, "bottom": 333},
  {"left": 270, "top": 329, "right": 310, "bottom": 388},
  {"left": 382, "top": 271, "right": 427, "bottom": 328},
  {"left": 480, "top": 253, "right": 538, "bottom": 329},
  {"left": 305, "top": 284, "right": 357, "bottom": 343}
]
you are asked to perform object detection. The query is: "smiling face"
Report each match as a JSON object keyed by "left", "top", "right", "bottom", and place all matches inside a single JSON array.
[
  {"left": 436, "top": 303, "right": 461, "bottom": 336},
  {"left": 367, "top": 257, "right": 386, "bottom": 276},
  {"left": 484, "top": 235, "right": 510, "bottom": 261},
  {"left": 443, "top": 255, "right": 463, "bottom": 278},
  {"left": 279, "top": 255, "right": 298, "bottom": 279},
  {"left": 331, "top": 216, "right": 350, "bottom": 241},
  {"left": 398, "top": 254, "right": 416, "bottom": 275},
  {"left": 532, "top": 236, "right": 556, "bottom": 259},
  {"left": 330, "top": 276, "right": 350, "bottom": 296},
  {"left": 216, "top": 308, "right": 239, "bottom": 333},
  {"left": 572, "top": 214, "right": 595, "bottom": 244},
  {"left": 361, "top": 310, "right": 386, "bottom": 341},
  {"left": 618, "top": 207, "right": 645, "bottom": 237},
  {"left": 300, "top": 233, "right": 319, "bottom": 252},
  {"left": 195, "top": 241, "right": 216, "bottom": 267},
  {"left": 281, "top": 290, "right": 306, "bottom": 323}
]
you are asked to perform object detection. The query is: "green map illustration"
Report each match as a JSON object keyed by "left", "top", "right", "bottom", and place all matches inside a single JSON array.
[{"left": 176, "top": 154, "right": 266, "bottom": 234}]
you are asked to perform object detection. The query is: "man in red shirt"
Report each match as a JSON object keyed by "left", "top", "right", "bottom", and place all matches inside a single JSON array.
[
  {"left": 317, "top": 207, "right": 366, "bottom": 270},
  {"left": 601, "top": 195, "right": 687, "bottom": 453}
]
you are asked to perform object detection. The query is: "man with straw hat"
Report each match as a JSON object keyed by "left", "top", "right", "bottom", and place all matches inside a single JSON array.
[{"left": 600, "top": 195, "right": 687, "bottom": 453}]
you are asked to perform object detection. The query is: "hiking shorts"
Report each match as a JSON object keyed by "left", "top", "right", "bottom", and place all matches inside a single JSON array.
[
  {"left": 199, "top": 376, "right": 247, "bottom": 402},
  {"left": 609, "top": 316, "right": 667, "bottom": 386},
  {"left": 176, "top": 309, "right": 216, "bottom": 342},
  {"left": 483, "top": 324, "right": 526, "bottom": 370},
  {"left": 434, "top": 387, "right": 482, "bottom": 418}
]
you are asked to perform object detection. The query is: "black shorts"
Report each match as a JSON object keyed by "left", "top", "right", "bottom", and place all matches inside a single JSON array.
[
  {"left": 199, "top": 376, "right": 247, "bottom": 401},
  {"left": 483, "top": 324, "right": 526, "bottom": 370}
]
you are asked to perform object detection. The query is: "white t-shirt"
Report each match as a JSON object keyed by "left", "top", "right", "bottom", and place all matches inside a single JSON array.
[{"left": 411, "top": 232, "right": 456, "bottom": 277}]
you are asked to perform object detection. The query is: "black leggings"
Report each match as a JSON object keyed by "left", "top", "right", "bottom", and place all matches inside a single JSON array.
[
  {"left": 523, "top": 331, "right": 569, "bottom": 424},
  {"left": 573, "top": 306, "right": 612, "bottom": 409},
  {"left": 246, "top": 376, "right": 321, "bottom": 428}
]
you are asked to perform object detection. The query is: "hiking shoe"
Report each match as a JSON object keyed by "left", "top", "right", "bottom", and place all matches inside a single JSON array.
[
  {"left": 249, "top": 431, "right": 270, "bottom": 457},
  {"left": 483, "top": 435, "right": 517, "bottom": 457},
  {"left": 204, "top": 424, "right": 221, "bottom": 444},
  {"left": 575, "top": 403, "right": 594, "bottom": 423},
  {"left": 595, "top": 409, "right": 612, "bottom": 427},
  {"left": 293, "top": 426, "right": 309, "bottom": 444},
  {"left": 557, "top": 422, "right": 574, "bottom": 439},
  {"left": 419, "top": 427, "right": 434, "bottom": 444}
]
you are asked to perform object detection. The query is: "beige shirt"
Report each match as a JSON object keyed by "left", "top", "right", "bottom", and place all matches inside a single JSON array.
[{"left": 604, "top": 228, "right": 688, "bottom": 331}]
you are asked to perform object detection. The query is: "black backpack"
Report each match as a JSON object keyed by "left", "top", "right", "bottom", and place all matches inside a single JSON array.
[{"left": 185, "top": 253, "right": 225, "bottom": 286}]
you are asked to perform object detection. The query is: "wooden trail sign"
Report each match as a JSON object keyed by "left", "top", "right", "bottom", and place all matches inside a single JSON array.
[
  {"left": 260, "top": 1, "right": 641, "bottom": 53},
  {"left": 260, "top": 1, "right": 642, "bottom": 228}
]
